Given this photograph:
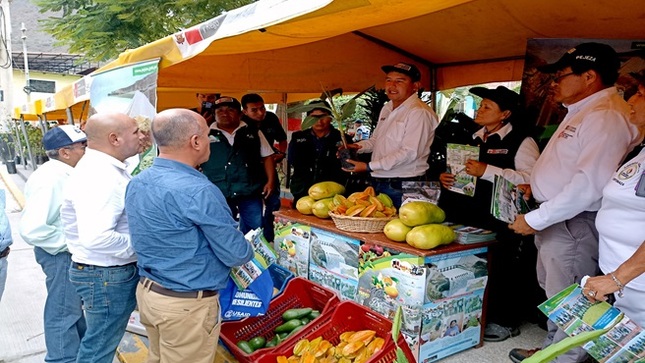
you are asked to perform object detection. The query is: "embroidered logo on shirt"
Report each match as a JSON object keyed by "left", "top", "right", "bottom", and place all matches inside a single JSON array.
[
  {"left": 209, "top": 135, "right": 220, "bottom": 142},
  {"left": 613, "top": 161, "right": 641, "bottom": 185},
  {"left": 487, "top": 149, "right": 509, "bottom": 154}
]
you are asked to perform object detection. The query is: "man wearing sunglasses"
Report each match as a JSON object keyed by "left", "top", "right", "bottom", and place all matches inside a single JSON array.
[{"left": 509, "top": 43, "right": 641, "bottom": 363}]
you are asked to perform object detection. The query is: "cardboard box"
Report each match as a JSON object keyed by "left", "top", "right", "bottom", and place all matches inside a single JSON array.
[
  {"left": 273, "top": 216, "right": 311, "bottom": 278},
  {"left": 308, "top": 227, "right": 359, "bottom": 300},
  {"left": 357, "top": 242, "right": 426, "bottom": 338}
]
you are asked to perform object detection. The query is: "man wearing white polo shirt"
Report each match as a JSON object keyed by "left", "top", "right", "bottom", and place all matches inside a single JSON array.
[
  {"left": 509, "top": 42, "right": 640, "bottom": 363},
  {"left": 61, "top": 113, "right": 144, "bottom": 363}
]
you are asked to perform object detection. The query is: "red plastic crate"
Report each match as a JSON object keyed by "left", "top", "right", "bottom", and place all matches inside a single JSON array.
[
  {"left": 258, "top": 301, "right": 416, "bottom": 363},
  {"left": 220, "top": 277, "right": 340, "bottom": 363}
]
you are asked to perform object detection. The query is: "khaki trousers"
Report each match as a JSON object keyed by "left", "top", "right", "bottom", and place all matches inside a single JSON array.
[{"left": 136, "top": 282, "right": 221, "bottom": 363}]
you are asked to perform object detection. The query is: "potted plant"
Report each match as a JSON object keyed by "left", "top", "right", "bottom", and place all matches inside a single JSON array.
[
  {"left": 26, "top": 124, "right": 47, "bottom": 164},
  {"left": 289, "top": 85, "right": 375, "bottom": 168},
  {"left": 0, "top": 132, "right": 17, "bottom": 173}
]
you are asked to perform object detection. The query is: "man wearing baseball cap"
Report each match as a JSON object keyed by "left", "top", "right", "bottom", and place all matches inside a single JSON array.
[
  {"left": 19, "top": 125, "right": 87, "bottom": 362},
  {"left": 200, "top": 96, "right": 276, "bottom": 234},
  {"left": 344, "top": 62, "right": 439, "bottom": 208},
  {"left": 509, "top": 43, "right": 641, "bottom": 363}
]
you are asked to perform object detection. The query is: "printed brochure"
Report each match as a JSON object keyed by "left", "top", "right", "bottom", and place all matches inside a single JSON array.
[
  {"left": 539, "top": 284, "right": 645, "bottom": 362},
  {"left": 490, "top": 175, "right": 532, "bottom": 223},
  {"left": 445, "top": 144, "right": 479, "bottom": 197}
]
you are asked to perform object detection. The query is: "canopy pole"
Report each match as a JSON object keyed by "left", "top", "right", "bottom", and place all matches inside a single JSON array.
[
  {"left": 18, "top": 116, "right": 36, "bottom": 170},
  {"left": 66, "top": 107, "right": 74, "bottom": 125}
]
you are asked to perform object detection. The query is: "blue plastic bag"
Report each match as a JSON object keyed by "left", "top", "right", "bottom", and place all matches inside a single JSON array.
[{"left": 219, "top": 264, "right": 274, "bottom": 321}]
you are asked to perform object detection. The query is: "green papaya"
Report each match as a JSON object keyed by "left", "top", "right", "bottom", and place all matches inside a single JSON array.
[
  {"left": 399, "top": 201, "right": 446, "bottom": 227},
  {"left": 312, "top": 198, "right": 334, "bottom": 219},
  {"left": 406, "top": 224, "right": 455, "bottom": 250},
  {"left": 296, "top": 196, "right": 316, "bottom": 215},
  {"left": 308, "top": 181, "right": 345, "bottom": 200}
]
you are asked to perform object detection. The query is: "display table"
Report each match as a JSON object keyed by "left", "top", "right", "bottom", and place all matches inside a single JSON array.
[{"left": 273, "top": 208, "right": 495, "bottom": 363}]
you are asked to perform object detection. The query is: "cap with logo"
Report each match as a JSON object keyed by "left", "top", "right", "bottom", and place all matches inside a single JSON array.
[
  {"left": 381, "top": 62, "right": 421, "bottom": 82},
  {"left": 538, "top": 42, "right": 620, "bottom": 75},
  {"left": 213, "top": 96, "right": 241, "bottom": 111},
  {"left": 469, "top": 86, "right": 520, "bottom": 112},
  {"left": 43, "top": 125, "right": 87, "bottom": 151}
]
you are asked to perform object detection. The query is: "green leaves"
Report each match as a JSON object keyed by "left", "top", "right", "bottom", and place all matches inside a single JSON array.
[
  {"left": 523, "top": 314, "right": 622, "bottom": 363},
  {"left": 392, "top": 305, "right": 409, "bottom": 363},
  {"left": 33, "top": 0, "right": 256, "bottom": 61}
]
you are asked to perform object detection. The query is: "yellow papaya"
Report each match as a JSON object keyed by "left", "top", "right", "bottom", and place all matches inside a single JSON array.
[
  {"left": 399, "top": 201, "right": 445, "bottom": 227},
  {"left": 406, "top": 224, "right": 455, "bottom": 250},
  {"left": 312, "top": 198, "right": 334, "bottom": 219},
  {"left": 308, "top": 182, "right": 346, "bottom": 200}
]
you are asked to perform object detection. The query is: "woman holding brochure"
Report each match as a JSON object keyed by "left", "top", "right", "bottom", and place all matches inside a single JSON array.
[
  {"left": 583, "top": 71, "right": 645, "bottom": 327},
  {"left": 438, "top": 86, "right": 540, "bottom": 342}
]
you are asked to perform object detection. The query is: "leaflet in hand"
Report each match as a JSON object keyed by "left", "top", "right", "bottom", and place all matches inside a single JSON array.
[
  {"left": 229, "top": 228, "right": 278, "bottom": 290},
  {"left": 539, "top": 284, "right": 645, "bottom": 362},
  {"left": 446, "top": 144, "right": 479, "bottom": 197},
  {"left": 490, "top": 175, "right": 532, "bottom": 223}
]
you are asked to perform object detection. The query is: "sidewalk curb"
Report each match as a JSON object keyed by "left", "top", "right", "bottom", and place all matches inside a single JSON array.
[{"left": 0, "top": 168, "right": 25, "bottom": 210}]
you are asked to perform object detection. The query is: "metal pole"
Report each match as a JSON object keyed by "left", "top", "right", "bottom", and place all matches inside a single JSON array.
[
  {"left": 0, "top": 0, "right": 14, "bottom": 121},
  {"left": 20, "top": 22, "right": 31, "bottom": 103},
  {"left": 18, "top": 116, "right": 35, "bottom": 170}
]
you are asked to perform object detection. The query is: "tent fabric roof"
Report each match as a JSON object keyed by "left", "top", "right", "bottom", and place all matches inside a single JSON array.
[{"left": 17, "top": 0, "right": 645, "bottom": 115}]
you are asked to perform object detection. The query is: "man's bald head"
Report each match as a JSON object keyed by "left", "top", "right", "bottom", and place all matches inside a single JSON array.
[
  {"left": 152, "top": 109, "right": 204, "bottom": 149},
  {"left": 84, "top": 113, "right": 143, "bottom": 162},
  {"left": 152, "top": 109, "right": 210, "bottom": 166}
]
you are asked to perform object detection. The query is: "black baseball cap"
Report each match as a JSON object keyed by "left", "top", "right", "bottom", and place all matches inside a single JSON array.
[
  {"left": 213, "top": 96, "right": 241, "bottom": 111},
  {"left": 381, "top": 62, "right": 421, "bottom": 82},
  {"left": 469, "top": 86, "right": 519, "bottom": 112},
  {"left": 538, "top": 42, "right": 620, "bottom": 76}
]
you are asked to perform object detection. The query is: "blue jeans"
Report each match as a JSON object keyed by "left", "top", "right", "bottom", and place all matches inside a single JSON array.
[
  {"left": 34, "top": 248, "right": 86, "bottom": 363},
  {"left": 0, "top": 256, "right": 7, "bottom": 302},
  {"left": 69, "top": 262, "right": 138, "bottom": 363},
  {"left": 262, "top": 187, "right": 281, "bottom": 242},
  {"left": 228, "top": 197, "right": 263, "bottom": 235}
]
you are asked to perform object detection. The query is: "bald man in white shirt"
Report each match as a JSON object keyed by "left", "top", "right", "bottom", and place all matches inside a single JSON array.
[{"left": 61, "top": 113, "right": 144, "bottom": 363}]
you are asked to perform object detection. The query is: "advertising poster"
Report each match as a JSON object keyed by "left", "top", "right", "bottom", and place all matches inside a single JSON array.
[
  {"left": 89, "top": 59, "right": 159, "bottom": 174},
  {"left": 520, "top": 38, "right": 645, "bottom": 146}
]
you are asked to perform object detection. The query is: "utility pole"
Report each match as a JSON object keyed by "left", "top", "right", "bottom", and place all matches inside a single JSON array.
[
  {"left": 20, "top": 22, "right": 30, "bottom": 102},
  {"left": 0, "top": 0, "right": 14, "bottom": 128},
  {"left": 19, "top": 21, "right": 35, "bottom": 170}
]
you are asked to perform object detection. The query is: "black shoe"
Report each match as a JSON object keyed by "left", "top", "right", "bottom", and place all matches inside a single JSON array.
[
  {"left": 509, "top": 348, "right": 541, "bottom": 363},
  {"left": 483, "top": 323, "right": 520, "bottom": 342}
]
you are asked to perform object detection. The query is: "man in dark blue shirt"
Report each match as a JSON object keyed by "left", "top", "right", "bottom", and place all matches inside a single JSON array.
[{"left": 125, "top": 108, "right": 254, "bottom": 363}]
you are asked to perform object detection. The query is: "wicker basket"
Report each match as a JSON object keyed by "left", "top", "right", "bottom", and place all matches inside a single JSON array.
[{"left": 328, "top": 211, "right": 396, "bottom": 233}]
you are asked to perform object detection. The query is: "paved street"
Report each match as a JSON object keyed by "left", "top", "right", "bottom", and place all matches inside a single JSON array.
[{"left": 0, "top": 165, "right": 48, "bottom": 363}]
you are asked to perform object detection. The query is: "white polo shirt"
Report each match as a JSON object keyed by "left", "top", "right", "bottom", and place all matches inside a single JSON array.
[{"left": 526, "top": 87, "right": 640, "bottom": 231}]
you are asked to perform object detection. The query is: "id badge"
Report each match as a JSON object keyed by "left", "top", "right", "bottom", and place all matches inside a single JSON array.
[{"left": 636, "top": 171, "right": 645, "bottom": 197}]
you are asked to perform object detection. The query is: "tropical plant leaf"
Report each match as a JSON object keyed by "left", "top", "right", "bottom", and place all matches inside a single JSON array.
[
  {"left": 395, "top": 347, "right": 409, "bottom": 363},
  {"left": 300, "top": 115, "right": 324, "bottom": 130},
  {"left": 340, "top": 99, "right": 357, "bottom": 121},
  {"left": 392, "top": 305, "right": 402, "bottom": 341}
]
